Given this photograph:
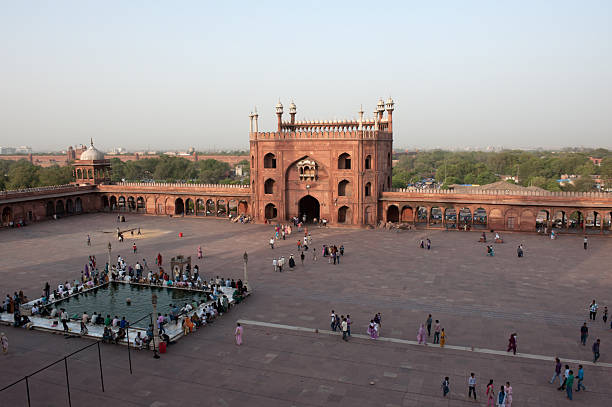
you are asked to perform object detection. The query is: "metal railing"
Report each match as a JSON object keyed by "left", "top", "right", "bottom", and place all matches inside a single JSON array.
[{"left": 0, "top": 312, "right": 156, "bottom": 406}]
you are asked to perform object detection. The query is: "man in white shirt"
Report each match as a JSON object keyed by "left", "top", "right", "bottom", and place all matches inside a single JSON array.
[
  {"left": 341, "top": 317, "right": 348, "bottom": 341},
  {"left": 330, "top": 310, "right": 336, "bottom": 331},
  {"left": 269, "top": 238, "right": 275, "bottom": 249},
  {"left": 273, "top": 258, "right": 278, "bottom": 272},
  {"left": 468, "top": 373, "right": 477, "bottom": 400},
  {"left": 82, "top": 312, "right": 89, "bottom": 324}
]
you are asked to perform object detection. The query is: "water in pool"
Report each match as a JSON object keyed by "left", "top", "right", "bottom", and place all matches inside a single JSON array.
[{"left": 52, "top": 283, "right": 209, "bottom": 328}]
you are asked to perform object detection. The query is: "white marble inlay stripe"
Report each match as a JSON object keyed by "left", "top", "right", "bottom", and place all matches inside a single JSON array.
[{"left": 237, "top": 319, "right": 612, "bottom": 369}]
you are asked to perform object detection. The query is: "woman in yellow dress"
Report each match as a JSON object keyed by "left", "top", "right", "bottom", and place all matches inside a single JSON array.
[{"left": 440, "top": 328, "right": 446, "bottom": 347}]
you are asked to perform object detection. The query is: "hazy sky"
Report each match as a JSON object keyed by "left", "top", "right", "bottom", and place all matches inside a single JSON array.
[{"left": 1, "top": 1, "right": 610, "bottom": 151}]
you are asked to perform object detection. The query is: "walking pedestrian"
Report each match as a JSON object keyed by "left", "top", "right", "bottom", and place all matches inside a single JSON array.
[
  {"left": 504, "top": 382, "right": 512, "bottom": 407},
  {"left": 269, "top": 237, "right": 274, "bottom": 249},
  {"left": 440, "top": 328, "right": 446, "bottom": 347},
  {"left": 341, "top": 317, "right": 348, "bottom": 341},
  {"left": 486, "top": 380, "right": 495, "bottom": 407},
  {"left": 433, "top": 320, "right": 441, "bottom": 344},
  {"left": 441, "top": 377, "right": 450, "bottom": 397},
  {"left": 417, "top": 323, "right": 427, "bottom": 345},
  {"left": 272, "top": 258, "right": 277, "bottom": 272},
  {"left": 497, "top": 385, "right": 507, "bottom": 406},
  {"left": 558, "top": 365, "right": 569, "bottom": 390},
  {"left": 235, "top": 322, "right": 243, "bottom": 345},
  {"left": 132, "top": 242, "right": 137, "bottom": 253},
  {"left": 346, "top": 314, "right": 351, "bottom": 336},
  {"left": 60, "top": 308, "right": 69, "bottom": 334},
  {"left": 506, "top": 332, "right": 517, "bottom": 355},
  {"left": 576, "top": 365, "right": 586, "bottom": 392},
  {"left": 426, "top": 238, "right": 431, "bottom": 250},
  {"left": 589, "top": 300, "right": 598, "bottom": 320},
  {"left": 87, "top": 234, "right": 91, "bottom": 246},
  {"left": 313, "top": 248, "right": 317, "bottom": 261},
  {"left": 603, "top": 306, "right": 608, "bottom": 325},
  {"left": 583, "top": 236, "right": 588, "bottom": 250},
  {"left": 197, "top": 245, "right": 203, "bottom": 259},
  {"left": 426, "top": 314, "right": 432, "bottom": 336},
  {"left": 550, "top": 357, "right": 563, "bottom": 386},
  {"left": 592, "top": 338, "right": 600, "bottom": 363},
  {"left": 300, "top": 251, "right": 305, "bottom": 265},
  {"left": 330, "top": 310, "right": 336, "bottom": 331},
  {"left": 566, "top": 370, "right": 574, "bottom": 400},
  {"left": 1, "top": 332, "right": 7, "bottom": 355},
  {"left": 580, "top": 322, "right": 588, "bottom": 346},
  {"left": 468, "top": 373, "right": 477, "bottom": 400}
]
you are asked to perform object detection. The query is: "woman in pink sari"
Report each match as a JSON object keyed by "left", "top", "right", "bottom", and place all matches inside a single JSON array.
[
  {"left": 197, "top": 246, "right": 203, "bottom": 259},
  {"left": 417, "top": 323, "right": 427, "bottom": 344},
  {"left": 235, "top": 322, "right": 243, "bottom": 345}
]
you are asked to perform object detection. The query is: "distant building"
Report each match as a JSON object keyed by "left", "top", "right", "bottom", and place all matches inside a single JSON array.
[{"left": 589, "top": 156, "right": 603, "bottom": 166}]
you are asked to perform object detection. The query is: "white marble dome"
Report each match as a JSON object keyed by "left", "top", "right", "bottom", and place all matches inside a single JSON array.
[{"left": 80, "top": 141, "right": 105, "bottom": 161}]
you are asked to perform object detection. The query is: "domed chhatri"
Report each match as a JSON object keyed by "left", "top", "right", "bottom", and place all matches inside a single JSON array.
[
  {"left": 74, "top": 139, "right": 111, "bottom": 184},
  {"left": 80, "top": 139, "right": 106, "bottom": 161}
]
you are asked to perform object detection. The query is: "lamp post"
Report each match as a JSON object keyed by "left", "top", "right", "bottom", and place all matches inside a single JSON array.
[
  {"left": 151, "top": 293, "right": 160, "bottom": 359},
  {"left": 242, "top": 251, "right": 248, "bottom": 290},
  {"left": 107, "top": 242, "right": 112, "bottom": 268}
]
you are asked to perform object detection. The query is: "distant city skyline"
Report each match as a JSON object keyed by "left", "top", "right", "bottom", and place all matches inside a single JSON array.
[{"left": 1, "top": 1, "right": 611, "bottom": 151}]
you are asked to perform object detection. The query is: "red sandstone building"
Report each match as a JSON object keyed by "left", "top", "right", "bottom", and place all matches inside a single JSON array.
[{"left": 2, "top": 99, "right": 612, "bottom": 234}]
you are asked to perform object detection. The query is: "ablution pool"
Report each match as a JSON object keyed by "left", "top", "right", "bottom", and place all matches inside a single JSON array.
[{"left": 51, "top": 282, "right": 210, "bottom": 328}]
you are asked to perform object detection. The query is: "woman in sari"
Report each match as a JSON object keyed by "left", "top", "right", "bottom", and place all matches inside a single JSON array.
[
  {"left": 417, "top": 323, "right": 427, "bottom": 345},
  {"left": 367, "top": 320, "right": 378, "bottom": 339},
  {"left": 440, "top": 328, "right": 446, "bottom": 347},
  {"left": 235, "top": 322, "right": 243, "bottom": 345},
  {"left": 197, "top": 246, "right": 203, "bottom": 259}
]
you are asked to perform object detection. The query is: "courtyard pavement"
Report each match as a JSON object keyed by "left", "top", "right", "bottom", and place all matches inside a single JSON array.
[{"left": 1, "top": 213, "right": 611, "bottom": 406}]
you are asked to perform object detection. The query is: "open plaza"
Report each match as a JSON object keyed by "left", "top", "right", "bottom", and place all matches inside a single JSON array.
[{"left": 1, "top": 213, "right": 611, "bottom": 406}]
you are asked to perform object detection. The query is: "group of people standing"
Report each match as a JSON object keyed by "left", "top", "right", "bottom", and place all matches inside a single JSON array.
[
  {"left": 441, "top": 375, "right": 512, "bottom": 406},
  {"left": 550, "top": 357, "right": 587, "bottom": 401}
]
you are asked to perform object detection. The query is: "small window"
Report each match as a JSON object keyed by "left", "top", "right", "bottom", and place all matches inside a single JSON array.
[
  {"left": 264, "top": 178, "right": 275, "bottom": 194},
  {"left": 338, "top": 153, "right": 351, "bottom": 170},
  {"left": 365, "top": 182, "right": 371, "bottom": 197},
  {"left": 338, "top": 180, "right": 350, "bottom": 197},
  {"left": 264, "top": 153, "right": 276, "bottom": 169},
  {"left": 365, "top": 155, "right": 371, "bottom": 170}
]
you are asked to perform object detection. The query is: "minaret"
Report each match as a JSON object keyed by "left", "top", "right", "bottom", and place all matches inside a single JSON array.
[
  {"left": 249, "top": 111, "right": 254, "bottom": 133},
  {"left": 253, "top": 107, "right": 259, "bottom": 133},
  {"left": 275, "top": 100, "right": 284, "bottom": 132},
  {"left": 377, "top": 98, "right": 385, "bottom": 122},
  {"left": 385, "top": 97, "right": 394, "bottom": 132},
  {"left": 289, "top": 101, "right": 297, "bottom": 125},
  {"left": 373, "top": 109, "right": 379, "bottom": 131},
  {"left": 358, "top": 105, "right": 364, "bottom": 130}
]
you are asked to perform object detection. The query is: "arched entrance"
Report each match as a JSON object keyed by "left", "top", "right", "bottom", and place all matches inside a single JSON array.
[
  {"left": 338, "top": 206, "right": 351, "bottom": 224},
  {"left": 387, "top": 205, "right": 399, "bottom": 223},
  {"left": 175, "top": 198, "right": 184, "bottom": 215},
  {"left": 298, "top": 195, "right": 320, "bottom": 223},
  {"left": 2, "top": 207, "right": 12, "bottom": 225}
]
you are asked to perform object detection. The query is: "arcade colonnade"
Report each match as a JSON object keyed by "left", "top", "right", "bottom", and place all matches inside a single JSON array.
[
  {"left": 100, "top": 194, "right": 249, "bottom": 218},
  {"left": 381, "top": 201, "right": 612, "bottom": 234}
]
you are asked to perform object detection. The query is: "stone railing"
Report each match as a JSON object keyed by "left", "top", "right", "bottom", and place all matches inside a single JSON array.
[
  {"left": 387, "top": 187, "right": 611, "bottom": 198},
  {"left": 0, "top": 184, "right": 84, "bottom": 199},
  {"left": 114, "top": 182, "right": 250, "bottom": 189},
  {"left": 250, "top": 130, "right": 392, "bottom": 141}
]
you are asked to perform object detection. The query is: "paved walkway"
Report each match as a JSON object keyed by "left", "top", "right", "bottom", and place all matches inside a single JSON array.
[{"left": 238, "top": 319, "right": 612, "bottom": 368}]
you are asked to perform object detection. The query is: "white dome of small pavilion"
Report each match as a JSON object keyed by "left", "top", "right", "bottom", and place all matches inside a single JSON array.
[{"left": 80, "top": 140, "right": 105, "bottom": 161}]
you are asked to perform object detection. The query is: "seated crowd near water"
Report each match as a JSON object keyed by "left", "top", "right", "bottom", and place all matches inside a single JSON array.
[{"left": 3, "top": 252, "right": 248, "bottom": 345}]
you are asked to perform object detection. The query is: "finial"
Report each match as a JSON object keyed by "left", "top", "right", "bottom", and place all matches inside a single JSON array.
[{"left": 90, "top": 138, "right": 94, "bottom": 147}]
